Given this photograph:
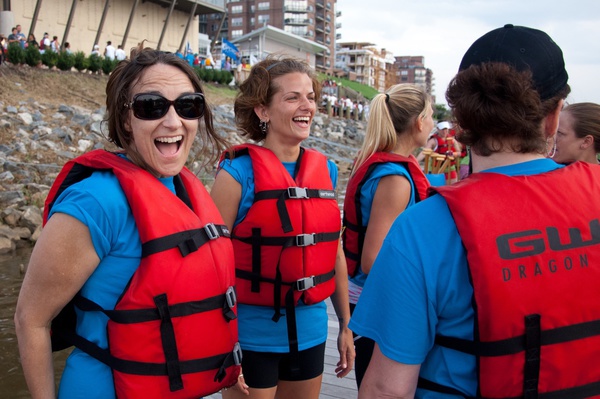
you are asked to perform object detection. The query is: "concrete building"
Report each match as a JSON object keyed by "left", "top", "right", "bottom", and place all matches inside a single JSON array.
[
  {"left": 201, "top": 0, "right": 339, "bottom": 74},
  {"left": 393, "top": 56, "right": 434, "bottom": 100},
  {"left": 0, "top": 0, "right": 225, "bottom": 55},
  {"left": 335, "top": 42, "right": 395, "bottom": 92}
]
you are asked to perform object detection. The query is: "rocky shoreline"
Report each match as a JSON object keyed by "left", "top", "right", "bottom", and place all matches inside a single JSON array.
[{"left": 0, "top": 99, "right": 365, "bottom": 254}]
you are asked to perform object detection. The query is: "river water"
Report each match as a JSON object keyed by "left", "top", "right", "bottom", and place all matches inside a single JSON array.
[{"left": 0, "top": 175, "right": 350, "bottom": 397}]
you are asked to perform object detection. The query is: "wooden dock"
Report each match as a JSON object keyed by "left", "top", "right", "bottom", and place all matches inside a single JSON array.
[{"left": 207, "top": 299, "right": 358, "bottom": 398}]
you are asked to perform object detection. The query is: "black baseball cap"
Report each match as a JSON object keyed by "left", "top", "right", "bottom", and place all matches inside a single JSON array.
[{"left": 459, "top": 24, "right": 568, "bottom": 100}]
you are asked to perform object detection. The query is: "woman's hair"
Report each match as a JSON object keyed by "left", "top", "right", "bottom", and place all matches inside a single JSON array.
[
  {"left": 105, "top": 44, "right": 227, "bottom": 173},
  {"left": 562, "top": 102, "right": 600, "bottom": 153},
  {"left": 351, "top": 84, "right": 431, "bottom": 175},
  {"left": 234, "top": 55, "right": 320, "bottom": 142},
  {"left": 446, "top": 62, "right": 571, "bottom": 156}
]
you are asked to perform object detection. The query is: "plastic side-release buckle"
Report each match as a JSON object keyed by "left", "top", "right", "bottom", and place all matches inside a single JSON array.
[
  {"left": 296, "top": 233, "right": 316, "bottom": 246},
  {"left": 233, "top": 342, "right": 243, "bottom": 366},
  {"left": 225, "top": 286, "right": 237, "bottom": 309},
  {"left": 204, "top": 223, "right": 220, "bottom": 240},
  {"left": 295, "top": 276, "right": 316, "bottom": 291},
  {"left": 287, "top": 187, "right": 309, "bottom": 199}
]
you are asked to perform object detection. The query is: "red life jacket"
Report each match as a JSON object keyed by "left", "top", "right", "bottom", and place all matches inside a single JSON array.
[
  {"left": 430, "top": 162, "right": 600, "bottom": 399},
  {"left": 342, "top": 153, "right": 430, "bottom": 277},
  {"left": 46, "top": 150, "right": 241, "bottom": 399},
  {"left": 221, "top": 144, "right": 340, "bottom": 376},
  {"left": 222, "top": 144, "right": 340, "bottom": 309}
]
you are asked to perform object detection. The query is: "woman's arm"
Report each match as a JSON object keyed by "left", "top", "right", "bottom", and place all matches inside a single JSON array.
[
  {"left": 360, "top": 175, "right": 411, "bottom": 274},
  {"left": 210, "top": 169, "right": 243, "bottom": 231},
  {"left": 330, "top": 241, "right": 355, "bottom": 378},
  {"left": 14, "top": 214, "right": 100, "bottom": 399}
]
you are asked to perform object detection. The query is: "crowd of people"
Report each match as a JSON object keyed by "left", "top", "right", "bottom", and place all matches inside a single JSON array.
[{"left": 13, "top": 23, "right": 600, "bottom": 399}]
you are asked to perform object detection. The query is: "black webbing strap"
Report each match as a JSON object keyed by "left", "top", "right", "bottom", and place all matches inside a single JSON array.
[
  {"left": 285, "top": 287, "right": 301, "bottom": 378},
  {"left": 73, "top": 292, "right": 235, "bottom": 324},
  {"left": 235, "top": 269, "right": 335, "bottom": 292},
  {"left": 234, "top": 231, "right": 340, "bottom": 247},
  {"left": 434, "top": 318, "right": 600, "bottom": 357},
  {"left": 251, "top": 228, "right": 262, "bottom": 293},
  {"left": 418, "top": 377, "right": 474, "bottom": 398},
  {"left": 154, "top": 293, "right": 183, "bottom": 391},
  {"left": 523, "top": 314, "right": 541, "bottom": 399},
  {"left": 142, "top": 224, "right": 230, "bottom": 258}
]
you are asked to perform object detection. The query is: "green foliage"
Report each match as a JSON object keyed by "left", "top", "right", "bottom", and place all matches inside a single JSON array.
[
  {"left": 24, "top": 45, "right": 41, "bottom": 67},
  {"left": 195, "top": 67, "right": 206, "bottom": 82},
  {"left": 87, "top": 53, "right": 102, "bottom": 73},
  {"left": 318, "top": 73, "right": 379, "bottom": 100},
  {"left": 204, "top": 68, "right": 215, "bottom": 84},
  {"left": 56, "top": 52, "right": 75, "bottom": 71},
  {"left": 434, "top": 104, "right": 452, "bottom": 121},
  {"left": 73, "top": 51, "right": 89, "bottom": 72},
  {"left": 218, "top": 70, "right": 234, "bottom": 85},
  {"left": 7, "top": 42, "right": 25, "bottom": 65},
  {"left": 101, "top": 57, "right": 118, "bottom": 75},
  {"left": 41, "top": 50, "right": 59, "bottom": 68}
]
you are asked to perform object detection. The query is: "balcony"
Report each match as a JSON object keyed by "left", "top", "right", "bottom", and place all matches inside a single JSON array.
[
  {"left": 316, "top": 12, "right": 324, "bottom": 21},
  {"left": 336, "top": 22, "right": 341, "bottom": 29},
  {"left": 284, "top": 5, "right": 308, "bottom": 12},
  {"left": 284, "top": 18, "right": 310, "bottom": 26},
  {"left": 316, "top": 0, "right": 324, "bottom": 8},
  {"left": 336, "top": 10, "right": 342, "bottom": 17}
]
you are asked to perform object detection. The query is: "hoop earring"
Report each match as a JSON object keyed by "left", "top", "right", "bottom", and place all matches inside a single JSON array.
[
  {"left": 547, "top": 137, "right": 557, "bottom": 158},
  {"left": 259, "top": 120, "right": 268, "bottom": 136}
]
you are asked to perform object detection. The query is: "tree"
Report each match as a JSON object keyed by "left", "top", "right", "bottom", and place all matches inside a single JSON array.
[{"left": 434, "top": 104, "right": 452, "bottom": 121}]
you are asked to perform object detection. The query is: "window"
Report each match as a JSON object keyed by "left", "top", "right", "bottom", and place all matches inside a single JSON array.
[
  {"left": 231, "top": 29, "right": 243, "bottom": 38},
  {"left": 258, "top": 2, "right": 270, "bottom": 10},
  {"left": 231, "top": 5, "right": 243, "bottom": 13},
  {"left": 258, "top": 14, "right": 270, "bottom": 24},
  {"left": 231, "top": 17, "right": 243, "bottom": 26}
]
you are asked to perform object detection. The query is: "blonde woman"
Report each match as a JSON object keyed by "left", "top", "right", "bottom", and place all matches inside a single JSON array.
[{"left": 342, "top": 83, "right": 432, "bottom": 388}]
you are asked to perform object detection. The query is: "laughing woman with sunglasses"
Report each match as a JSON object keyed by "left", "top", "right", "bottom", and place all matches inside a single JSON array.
[
  {"left": 15, "top": 46, "right": 244, "bottom": 399},
  {"left": 210, "top": 56, "right": 355, "bottom": 399}
]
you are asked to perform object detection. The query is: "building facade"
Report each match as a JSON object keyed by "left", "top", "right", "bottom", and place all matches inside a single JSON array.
[
  {"left": 335, "top": 42, "right": 395, "bottom": 92},
  {"left": 201, "top": 0, "right": 338, "bottom": 74},
  {"left": 0, "top": 0, "right": 225, "bottom": 56},
  {"left": 394, "top": 56, "right": 434, "bottom": 100}
]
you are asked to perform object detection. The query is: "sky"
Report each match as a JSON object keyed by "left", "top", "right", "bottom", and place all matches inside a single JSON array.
[{"left": 335, "top": 0, "right": 600, "bottom": 106}]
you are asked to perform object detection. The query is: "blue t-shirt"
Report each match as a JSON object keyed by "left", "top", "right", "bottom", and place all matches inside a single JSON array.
[
  {"left": 51, "top": 169, "right": 175, "bottom": 399},
  {"left": 349, "top": 162, "right": 416, "bottom": 288},
  {"left": 349, "top": 158, "right": 563, "bottom": 398},
  {"left": 218, "top": 153, "right": 338, "bottom": 352}
]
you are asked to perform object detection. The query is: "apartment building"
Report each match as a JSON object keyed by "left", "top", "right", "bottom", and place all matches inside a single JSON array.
[
  {"left": 201, "top": 0, "right": 339, "bottom": 73},
  {"left": 335, "top": 42, "right": 395, "bottom": 92},
  {"left": 394, "top": 56, "right": 434, "bottom": 99}
]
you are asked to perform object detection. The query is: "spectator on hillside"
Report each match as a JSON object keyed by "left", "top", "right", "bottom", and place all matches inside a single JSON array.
[
  {"left": 39, "top": 33, "right": 50, "bottom": 54},
  {"left": 27, "top": 34, "right": 39, "bottom": 49},
  {"left": 115, "top": 44, "right": 126, "bottom": 61},
  {"left": 51, "top": 36, "right": 60, "bottom": 53},
  {"left": 104, "top": 41, "right": 116, "bottom": 60},
  {"left": 91, "top": 44, "right": 100, "bottom": 56},
  {"left": 16, "top": 24, "right": 26, "bottom": 48},
  {"left": 63, "top": 42, "right": 72, "bottom": 55},
  {"left": 7, "top": 27, "right": 19, "bottom": 45}
]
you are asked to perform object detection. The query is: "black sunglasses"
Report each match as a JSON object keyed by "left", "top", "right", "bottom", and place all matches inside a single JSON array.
[{"left": 126, "top": 92, "right": 205, "bottom": 120}]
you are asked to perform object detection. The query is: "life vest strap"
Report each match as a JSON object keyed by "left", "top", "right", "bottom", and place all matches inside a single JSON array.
[
  {"left": 435, "top": 317, "right": 600, "bottom": 356},
  {"left": 73, "top": 290, "right": 237, "bottom": 324},
  {"left": 142, "top": 224, "right": 230, "bottom": 258},
  {"left": 235, "top": 269, "right": 335, "bottom": 291},
  {"left": 417, "top": 377, "right": 475, "bottom": 398},
  {"left": 233, "top": 231, "right": 340, "bottom": 247},
  {"left": 254, "top": 187, "right": 336, "bottom": 233},
  {"left": 155, "top": 293, "right": 183, "bottom": 391}
]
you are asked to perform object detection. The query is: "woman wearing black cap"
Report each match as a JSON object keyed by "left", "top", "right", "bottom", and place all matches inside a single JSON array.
[{"left": 351, "top": 24, "right": 600, "bottom": 399}]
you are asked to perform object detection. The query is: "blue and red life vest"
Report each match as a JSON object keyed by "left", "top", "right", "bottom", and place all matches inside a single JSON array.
[
  {"left": 221, "top": 144, "right": 340, "bottom": 375},
  {"left": 342, "top": 152, "right": 430, "bottom": 277},
  {"left": 427, "top": 161, "right": 600, "bottom": 399},
  {"left": 46, "top": 150, "right": 241, "bottom": 399}
]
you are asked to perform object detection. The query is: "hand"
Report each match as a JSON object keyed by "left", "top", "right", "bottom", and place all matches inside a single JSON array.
[
  {"left": 335, "top": 326, "right": 355, "bottom": 378},
  {"left": 232, "top": 372, "right": 250, "bottom": 395}
]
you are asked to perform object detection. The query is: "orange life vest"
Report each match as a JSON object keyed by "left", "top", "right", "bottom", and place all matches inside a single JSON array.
[
  {"left": 46, "top": 150, "right": 241, "bottom": 399},
  {"left": 431, "top": 162, "right": 600, "bottom": 399},
  {"left": 342, "top": 153, "right": 430, "bottom": 276}
]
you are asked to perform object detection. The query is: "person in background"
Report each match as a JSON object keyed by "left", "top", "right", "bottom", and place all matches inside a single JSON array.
[
  {"left": 418, "top": 120, "right": 462, "bottom": 183},
  {"left": 27, "top": 33, "right": 39, "bottom": 49},
  {"left": 15, "top": 45, "right": 243, "bottom": 399},
  {"left": 104, "top": 40, "right": 116, "bottom": 60},
  {"left": 51, "top": 35, "right": 60, "bottom": 53},
  {"left": 350, "top": 24, "right": 600, "bottom": 399},
  {"left": 16, "top": 24, "right": 26, "bottom": 48},
  {"left": 7, "top": 27, "right": 19, "bottom": 45},
  {"left": 63, "top": 42, "right": 72, "bottom": 55},
  {"left": 40, "top": 33, "right": 50, "bottom": 54},
  {"left": 91, "top": 44, "right": 100, "bottom": 56},
  {"left": 115, "top": 44, "right": 127, "bottom": 61},
  {"left": 342, "top": 83, "right": 432, "bottom": 389},
  {"left": 211, "top": 56, "right": 355, "bottom": 399},
  {"left": 552, "top": 102, "right": 600, "bottom": 164}
]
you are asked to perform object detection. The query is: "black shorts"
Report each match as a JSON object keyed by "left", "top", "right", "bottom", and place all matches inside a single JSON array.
[{"left": 241, "top": 342, "right": 326, "bottom": 388}]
